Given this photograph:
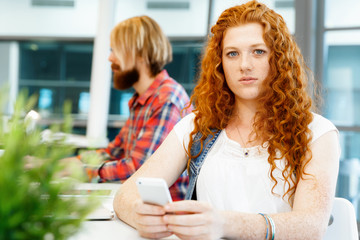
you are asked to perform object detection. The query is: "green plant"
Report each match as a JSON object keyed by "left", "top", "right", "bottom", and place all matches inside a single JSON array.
[{"left": 0, "top": 90, "right": 99, "bottom": 240}]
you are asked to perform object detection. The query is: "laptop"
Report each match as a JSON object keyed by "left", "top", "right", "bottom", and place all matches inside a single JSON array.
[
  {"left": 86, "top": 203, "right": 114, "bottom": 221},
  {"left": 60, "top": 183, "right": 120, "bottom": 221}
]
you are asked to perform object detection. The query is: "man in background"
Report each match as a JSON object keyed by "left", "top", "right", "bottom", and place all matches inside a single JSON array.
[{"left": 74, "top": 15, "right": 191, "bottom": 200}]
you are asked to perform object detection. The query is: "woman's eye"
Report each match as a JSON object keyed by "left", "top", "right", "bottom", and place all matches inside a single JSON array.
[
  {"left": 227, "top": 51, "right": 238, "bottom": 57},
  {"left": 254, "top": 49, "right": 265, "bottom": 55}
]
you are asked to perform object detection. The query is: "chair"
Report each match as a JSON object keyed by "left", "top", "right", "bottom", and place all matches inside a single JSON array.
[
  {"left": 323, "top": 197, "right": 359, "bottom": 240},
  {"left": 337, "top": 158, "right": 360, "bottom": 213}
]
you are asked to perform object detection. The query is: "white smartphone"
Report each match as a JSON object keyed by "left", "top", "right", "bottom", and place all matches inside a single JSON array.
[{"left": 136, "top": 177, "right": 173, "bottom": 206}]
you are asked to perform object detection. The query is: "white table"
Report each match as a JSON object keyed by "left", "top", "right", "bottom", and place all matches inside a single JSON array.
[
  {"left": 69, "top": 216, "right": 179, "bottom": 240},
  {"left": 68, "top": 183, "right": 179, "bottom": 240}
]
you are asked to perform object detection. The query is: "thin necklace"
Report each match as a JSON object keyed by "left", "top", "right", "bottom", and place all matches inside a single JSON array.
[{"left": 234, "top": 124, "right": 250, "bottom": 157}]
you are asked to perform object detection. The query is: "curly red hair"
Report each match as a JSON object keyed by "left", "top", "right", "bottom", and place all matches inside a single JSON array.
[{"left": 186, "top": 0, "right": 316, "bottom": 201}]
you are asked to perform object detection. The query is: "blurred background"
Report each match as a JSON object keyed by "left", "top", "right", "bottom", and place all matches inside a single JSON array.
[{"left": 1, "top": 0, "right": 360, "bottom": 221}]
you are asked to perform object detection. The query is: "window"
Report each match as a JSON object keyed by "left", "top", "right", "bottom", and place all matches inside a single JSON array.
[
  {"left": 18, "top": 40, "right": 204, "bottom": 140},
  {"left": 325, "top": 0, "right": 360, "bottom": 29},
  {"left": 106, "top": 40, "right": 203, "bottom": 140},
  {"left": 106, "top": 40, "right": 203, "bottom": 116},
  {"left": 18, "top": 41, "right": 93, "bottom": 117},
  {"left": 165, "top": 40, "right": 203, "bottom": 95},
  {"left": 322, "top": 0, "right": 360, "bottom": 219}
]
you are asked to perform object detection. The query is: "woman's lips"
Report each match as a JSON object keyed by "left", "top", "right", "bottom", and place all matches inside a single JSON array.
[{"left": 239, "top": 77, "right": 257, "bottom": 84}]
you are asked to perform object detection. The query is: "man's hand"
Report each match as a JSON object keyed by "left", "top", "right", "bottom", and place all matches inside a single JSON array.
[{"left": 57, "top": 156, "right": 84, "bottom": 178}]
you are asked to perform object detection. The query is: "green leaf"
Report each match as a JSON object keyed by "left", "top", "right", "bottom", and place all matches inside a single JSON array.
[{"left": 0, "top": 88, "right": 99, "bottom": 239}]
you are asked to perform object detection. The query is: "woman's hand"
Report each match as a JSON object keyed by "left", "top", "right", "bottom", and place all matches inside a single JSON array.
[
  {"left": 163, "top": 200, "right": 224, "bottom": 240},
  {"left": 134, "top": 199, "right": 173, "bottom": 239}
]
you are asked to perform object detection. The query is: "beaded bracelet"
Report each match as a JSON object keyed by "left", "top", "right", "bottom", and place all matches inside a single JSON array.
[{"left": 258, "top": 213, "right": 269, "bottom": 240}]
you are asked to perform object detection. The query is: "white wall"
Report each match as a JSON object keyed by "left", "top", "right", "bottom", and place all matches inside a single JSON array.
[
  {"left": 114, "top": 0, "right": 209, "bottom": 38},
  {"left": 0, "top": 0, "right": 99, "bottom": 38},
  {"left": 0, "top": 0, "right": 210, "bottom": 39},
  {"left": 211, "top": 0, "right": 295, "bottom": 34}
]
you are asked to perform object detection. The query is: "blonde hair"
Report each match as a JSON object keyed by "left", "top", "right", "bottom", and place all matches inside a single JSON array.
[{"left": 110, "top": 15, "right": 172, "bottom": 76}]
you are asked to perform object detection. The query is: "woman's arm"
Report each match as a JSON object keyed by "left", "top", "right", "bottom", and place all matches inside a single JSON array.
[
  {"left": 163, "top": 130, "right": 340, "bottom": 240},
  {"left": 113, "top": 129, "right": 188, "bottom": 238},
  {"left": 272, "top": 129, "right": 340, "bottom": 239}
]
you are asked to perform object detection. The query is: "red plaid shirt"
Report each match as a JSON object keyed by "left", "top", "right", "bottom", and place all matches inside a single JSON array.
[{"left": 80, "top": 70, "right": 191, "bottom": 200}]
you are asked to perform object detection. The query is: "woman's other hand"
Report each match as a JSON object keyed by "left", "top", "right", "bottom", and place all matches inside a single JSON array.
[{"left": 163, "top": 200, "right": 224, "bottom": 240}]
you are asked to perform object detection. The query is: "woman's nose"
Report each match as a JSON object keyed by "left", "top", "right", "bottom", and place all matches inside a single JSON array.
[{"left": 239, "top": 54, "right": 253, "bottom": 72}]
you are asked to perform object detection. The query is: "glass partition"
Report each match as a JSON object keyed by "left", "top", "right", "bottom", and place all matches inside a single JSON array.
[
  {"left": 18, "top": 40, "right": 204, "bottom": 140},
  {"left": 323, "top": 31, "right": 360, "bottom": 160},
  {"left": 325, "top": 0, "right": 360, "bottom": 29},
  {"left": 18, "top": 41, "right": 93, "bottom": 116},
  {"left": 323, "top": 0, "right": 360, "bottom": 220}
]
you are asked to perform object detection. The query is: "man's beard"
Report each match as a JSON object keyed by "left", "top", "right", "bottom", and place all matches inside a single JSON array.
[{"left": 111, "top": 63, "right": 140, "bottom": 90}]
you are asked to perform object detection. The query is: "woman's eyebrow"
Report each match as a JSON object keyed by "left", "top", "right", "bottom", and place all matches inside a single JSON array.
[
  {"left": 223, "top": 43, "right": 268, "bottom": 51},
  {"left": 250, "top": 43, "right": 268, "bottom": 48}
]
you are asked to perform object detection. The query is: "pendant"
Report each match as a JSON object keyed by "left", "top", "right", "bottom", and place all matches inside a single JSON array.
[{"left": 244, "top": 149, "right": 249, "bottom": 157}]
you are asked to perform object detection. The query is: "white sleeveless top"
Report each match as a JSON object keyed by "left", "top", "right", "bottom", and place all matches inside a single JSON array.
[{"left": 174, "top": 112, "right": 338, "bottom": 214}]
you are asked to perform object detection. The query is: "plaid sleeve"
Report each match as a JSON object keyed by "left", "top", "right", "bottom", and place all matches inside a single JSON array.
[
  {"left": 99, "top": 101, "right": 181, "bottom": 181},
  {"left": 169, "top": 170, "right": 189, "bottom": 201},
  {"left": 78, "top": 127, "right": 126, "bottom": 182},
  {"left": 81, "top": 88, "right": 190, "bottom": 199}
]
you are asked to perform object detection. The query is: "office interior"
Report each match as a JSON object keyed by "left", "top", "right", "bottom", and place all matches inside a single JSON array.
[{"left": 1, "top": 0, "right": 360, "bottom": 226}]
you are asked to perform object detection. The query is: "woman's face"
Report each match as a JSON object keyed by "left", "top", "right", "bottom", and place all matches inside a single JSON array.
[{"left": 222, "top": 22, "right": 270, "bottom": 104}]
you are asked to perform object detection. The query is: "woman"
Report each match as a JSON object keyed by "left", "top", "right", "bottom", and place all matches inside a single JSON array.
[{"left": 113, "top": 1, "right": 340, "bottom": 239}]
